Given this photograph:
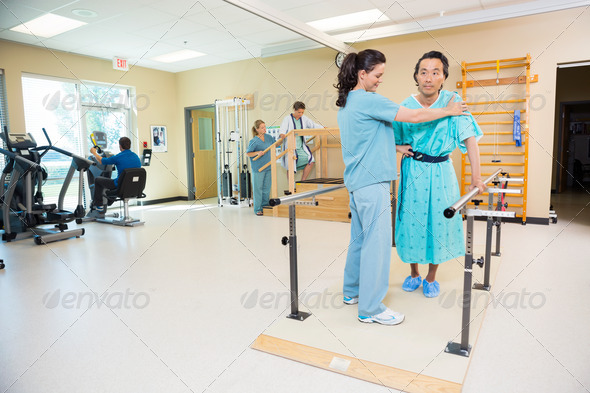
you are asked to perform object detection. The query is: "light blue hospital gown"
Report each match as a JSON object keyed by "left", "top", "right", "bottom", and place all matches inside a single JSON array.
[{"left": 393, "top": 90, "right": 482, "bottom": 265}]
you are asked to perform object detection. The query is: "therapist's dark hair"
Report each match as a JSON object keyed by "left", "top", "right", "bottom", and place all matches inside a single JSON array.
[
  {"left": 413, "top": 51, "right": 449, "bottom": 90},
  {"left": 119, "top": 137, "right": 131, "bottom": 150},
  {"left": 335, "top": 49, "right": 386, "bottom": 107}
]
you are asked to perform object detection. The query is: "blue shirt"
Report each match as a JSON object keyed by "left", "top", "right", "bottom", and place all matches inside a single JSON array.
[
  {"left": 337, "top": 89, "right": 400, "bottom": 192},
  {"left": 247, "top": 134, "right": 276, "bottom": 173},
  {"left": 101, "top": 149, "right": 142, "bottom": 187}
]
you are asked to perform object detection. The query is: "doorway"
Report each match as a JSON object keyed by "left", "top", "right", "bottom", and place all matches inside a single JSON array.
[
  {"left": 184, "top": 105, "right": 217, "bottom": 200},
  {"left": 552, "top": 64, "right": 590, "bottom": 193},
  {"left": 191, "top": 108, "right": 217, "bottom": 199}
]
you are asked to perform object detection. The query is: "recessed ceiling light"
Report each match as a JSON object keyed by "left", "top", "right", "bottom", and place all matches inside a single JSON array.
[
  {"left": 151, "top": 49, "right": 206, "bottom": 63},
  {"left": 307, "top": 9, "right": 389, "bottom": 32},
  {"left": 10, "top": 13, "right": 87, "bottom": 38},
  {"left": 72, "top": 9, "right": 98, "bottom": 18}
]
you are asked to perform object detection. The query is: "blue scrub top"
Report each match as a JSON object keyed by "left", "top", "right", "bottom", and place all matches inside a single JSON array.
[
  {"left": 101, "top": 149, "right": 142, "bottom": 187},
  {"left": 337, "top": 89, "right": 400, "bottom": 192},
  {"left": 247, "top": 134, "right": 276, "bottom": 173}
]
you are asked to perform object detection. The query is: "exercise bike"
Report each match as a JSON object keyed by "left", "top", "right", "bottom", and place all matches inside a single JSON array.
[{"left": 84, "top": 131, "right": 146, "bottom": 226}]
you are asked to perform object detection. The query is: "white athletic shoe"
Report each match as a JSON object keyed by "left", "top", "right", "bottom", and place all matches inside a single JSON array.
[
  {"left": 343, "top": 295, "right": 359, "bottom": 305},
  {"left": 358, "top": 308, "right": 405, "bottom": 325}
]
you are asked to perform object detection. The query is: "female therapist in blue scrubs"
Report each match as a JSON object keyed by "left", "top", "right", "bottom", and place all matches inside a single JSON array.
[
  {"left": 247, "top": 120, "right": 285, "bottom": 215},
  {"left": 335, "top": 49, "right": 468, "bottom": 325}
]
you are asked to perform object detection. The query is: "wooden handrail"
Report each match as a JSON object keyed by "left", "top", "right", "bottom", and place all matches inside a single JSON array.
[
  {"left": 252, "top": 129, "right": 293, "bottom": 161},
  {"left": 259, "top": 149, "right": 289, "bottom": 172}
]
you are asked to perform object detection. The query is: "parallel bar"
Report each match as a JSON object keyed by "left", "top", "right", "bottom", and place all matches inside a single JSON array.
[
  {"left": 269, "top": 184, "right": 345, "bottom": 206},
  {"left": 286, "top": 204, "right": 310, "bottom": 321},
  {"left": 444, "top": 169, "right": 501, "bottom": 218}
]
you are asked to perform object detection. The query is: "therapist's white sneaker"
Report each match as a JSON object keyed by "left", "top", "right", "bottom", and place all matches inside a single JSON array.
[
  {"left": 343, "top": 295, "right": 359, "bottom": 305},
  {"left": 358, "top": 308, "right": 405, "bottom": 325}
]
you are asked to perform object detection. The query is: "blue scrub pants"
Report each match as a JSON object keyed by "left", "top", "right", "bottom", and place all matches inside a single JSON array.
[
  {"left": 343, "top": 182, "right": 392, "bottom": 316},
  {"left": 252, "top": 169, "right": 271, "bottom": 214}
]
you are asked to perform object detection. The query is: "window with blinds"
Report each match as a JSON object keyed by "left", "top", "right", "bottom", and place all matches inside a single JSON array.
[{"left": 21, "top": 74, "right": 133, "bottom": 207}]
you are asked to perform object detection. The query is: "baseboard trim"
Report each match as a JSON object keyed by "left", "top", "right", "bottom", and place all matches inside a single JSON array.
[{"left": 138, "top": 196, "right": 189, "bottom": 206}]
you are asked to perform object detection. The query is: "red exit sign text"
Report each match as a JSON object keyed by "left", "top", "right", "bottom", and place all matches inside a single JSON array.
[{"left": 113, "top": 57, "right": 129, "bottom": 71}]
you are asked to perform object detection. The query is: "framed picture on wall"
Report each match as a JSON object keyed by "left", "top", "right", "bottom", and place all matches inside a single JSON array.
[{"left": 151, "top": 125, "right": 167, "bottom": 152}]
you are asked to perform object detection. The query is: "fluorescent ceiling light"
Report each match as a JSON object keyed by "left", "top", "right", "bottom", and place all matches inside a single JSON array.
[
  {"left": 151, "top": 49, "right": 206, "bottom": 63},
  {"left": 10, "top": 13, "right": 87, "bottom": 38},
  {"left": 307, "top": 9, "right": 389, "bottom": 32}
]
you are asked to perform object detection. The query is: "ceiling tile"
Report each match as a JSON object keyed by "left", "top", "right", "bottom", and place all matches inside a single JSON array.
[
  {"left": 94, "top": 5, "right": 180, "bottom": 33},
  {"left": 52, "top": 0, "right": 146, "bottom": 23},
  {"left": 288, "top": 0, "right": 374, "bottom": 23},
  {"left": 156, "top": 27, "right": 234, "bottom": 50},
  {"left": 241, "top": 27, "right": 303, "bottom": 45},
  {"left": 148, "top": 0, "right": 210, "bottom": 17},
  {"left": 0, "top": 2, "right": 44, "bottom": 29},
  {"left": 5, "top": 0, "right": 81, "bottom": 13},
  {"left": 132, "top": 19, "right": 208, "bottom": 42},
  {"left": 207, "top": 4, "right": 257, "bottom": 25}
]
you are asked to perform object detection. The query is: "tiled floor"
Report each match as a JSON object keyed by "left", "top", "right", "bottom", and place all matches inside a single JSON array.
[{"left": 1, "top": 188, "right": 589, "bottom": 393}]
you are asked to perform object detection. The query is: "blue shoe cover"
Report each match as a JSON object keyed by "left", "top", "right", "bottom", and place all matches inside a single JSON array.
[
  {"left": 423, "top": 280, "right": 440, "bottom": 298},
  {"left": 402, "top": 275, "right": 422, "bottom": 292}
]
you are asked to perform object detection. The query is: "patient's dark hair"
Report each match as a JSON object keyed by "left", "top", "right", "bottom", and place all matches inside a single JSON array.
[
  {"left": 413, "top": 51, "right": 449, "bottom": 89},
  {"left": 119, "top": 136, "right": 131, "bottom": 150},
  {"left": 293, "top": 101, "right": 305, "bottom": 111}
]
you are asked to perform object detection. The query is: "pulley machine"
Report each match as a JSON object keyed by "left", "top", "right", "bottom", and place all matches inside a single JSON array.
[{"left": 215, "top": 98, "right": 251, "bottom": 207}]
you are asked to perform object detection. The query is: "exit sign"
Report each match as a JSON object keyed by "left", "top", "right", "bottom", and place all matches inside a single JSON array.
[{"left": 113, "top": 57, "right": 129, "bottom": 71}]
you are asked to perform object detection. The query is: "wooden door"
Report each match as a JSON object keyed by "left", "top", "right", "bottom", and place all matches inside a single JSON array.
[{"left": 191, "top": 110, "right": 217, "bottom": 199}]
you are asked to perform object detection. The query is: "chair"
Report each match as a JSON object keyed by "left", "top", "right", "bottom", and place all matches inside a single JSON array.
[{"left": 98, "top": 168, "right": 147, "bottom": 227}]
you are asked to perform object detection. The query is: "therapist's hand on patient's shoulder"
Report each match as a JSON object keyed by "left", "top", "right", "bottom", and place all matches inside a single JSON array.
[{"left": 445, "top": 95, "right": 469, "bottom": 116}]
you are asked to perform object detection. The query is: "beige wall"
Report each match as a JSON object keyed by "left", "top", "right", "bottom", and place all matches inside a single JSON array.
[
  {"left": 0, "top": 40, "right": 181, "bottom": 201},
  {"left": 1, "top": 6, "right": 589, "bottom": 218},
  {"left": 177, "top": 7, "right": 590, "bottom": 219}
]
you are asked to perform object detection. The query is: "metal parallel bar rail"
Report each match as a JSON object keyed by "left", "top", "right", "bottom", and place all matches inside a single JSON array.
[
  {"left": 444, "top": 169, "right": 518, "bottom": 357},
  {"left": 444, "top": 169, "right": 502, "bottom": 219},
  {"left": 270, "top": 184, "right": 346, "bottom": 321}
]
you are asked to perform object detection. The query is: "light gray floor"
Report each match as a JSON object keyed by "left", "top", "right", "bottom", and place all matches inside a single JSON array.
[{"left": 0, "top": 188, "right": 589, "bottom": 393}]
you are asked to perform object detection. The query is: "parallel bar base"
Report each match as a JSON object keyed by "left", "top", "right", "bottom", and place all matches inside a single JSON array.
[
  {"left": 445, "top": 341, "right": 472, "bottom": 357},
  {"left": 286, "top": 311, "right": 311, "bottom": 321},
  {"left": 473, "top": 283, "right": 491, "bottom": 291}
]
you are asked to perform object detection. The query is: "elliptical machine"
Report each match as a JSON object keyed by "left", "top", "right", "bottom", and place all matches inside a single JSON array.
[
  {"left": 0, "top": 145, "right": 39, "bottom": 267},
  {"left": 0, "top": 127, "right": 91, "bottom": 244}
]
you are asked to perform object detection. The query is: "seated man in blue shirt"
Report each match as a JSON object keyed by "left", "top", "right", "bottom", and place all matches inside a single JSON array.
[{"left": 89, "top": 136, "right": 141, "bottom": 216}]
